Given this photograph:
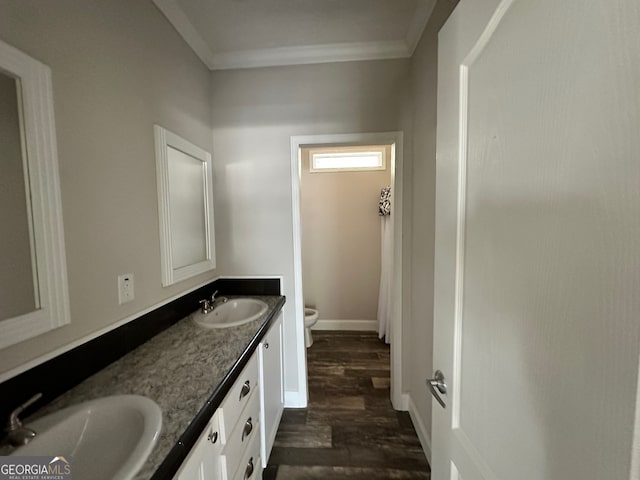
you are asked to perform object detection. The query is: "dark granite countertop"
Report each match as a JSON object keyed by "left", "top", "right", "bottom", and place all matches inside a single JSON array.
[{"left": 25, "top": 295, "right": 285, "bottom": 479}]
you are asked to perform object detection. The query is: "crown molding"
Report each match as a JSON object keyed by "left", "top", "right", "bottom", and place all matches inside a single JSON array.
[
  {"left": 152, "top": 0, "right": 216, "bottom": 69},
  {"left": 153, "top": 0, "right": 427, "bottom": 71},
  {"left": 211, "top": 41, "right": 410, "bottom": 70}
]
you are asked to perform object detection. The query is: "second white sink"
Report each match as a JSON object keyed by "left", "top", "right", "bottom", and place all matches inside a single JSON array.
[{"left": 193, "top": 298, "right": 268, "bottom": 329}]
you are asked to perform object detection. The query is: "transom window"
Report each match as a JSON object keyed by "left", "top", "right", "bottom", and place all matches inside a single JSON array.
[{"left": 309, "top": 146, "right": 386, "bottom": 173}]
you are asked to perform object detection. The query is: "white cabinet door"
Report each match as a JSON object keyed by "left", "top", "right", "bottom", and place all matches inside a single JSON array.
[
  {"left": 259, "top": 312, "right": 284, "bottom": 467},
  {"left": 175, "top": 415, "right": 222, "bottom": 480},
  {"left": 433, "top": 0, "right": 640, "bottom": 479}
]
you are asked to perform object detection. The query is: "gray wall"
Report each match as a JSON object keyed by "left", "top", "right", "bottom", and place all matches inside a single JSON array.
[
  {"left": 211, "top": 59, "right": 409, "bottom": 397},
  {"left": 403, "top": 0, "right": 459, "bottom": 450},
  {"left": 0, "top": 0, "right": 215, "bottom": 376}
]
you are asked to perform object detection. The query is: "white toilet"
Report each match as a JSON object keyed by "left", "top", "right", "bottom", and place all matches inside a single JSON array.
[{"left": 304, "top": 308, "right": 319, "bottom": 348}]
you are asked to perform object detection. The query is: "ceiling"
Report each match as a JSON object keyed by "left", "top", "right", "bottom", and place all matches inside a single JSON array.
[{"left": 152, "top": 0, "right": 437, "bottom": 70}]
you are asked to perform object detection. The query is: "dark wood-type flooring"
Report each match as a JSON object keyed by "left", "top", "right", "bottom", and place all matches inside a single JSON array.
[{"left": 263, "top": 331, "right": 430, "bottom": 479}]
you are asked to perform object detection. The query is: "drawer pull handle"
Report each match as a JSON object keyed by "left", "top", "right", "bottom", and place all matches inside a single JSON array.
[
  {"left": 239, "top": 380, "right": 251, "bottom": 400},
  {"left": 244, "top": 457, "right": 254, "bottom": 479},
  {"left": 241, "top": 417, "right": 253, "bottom": 441},
  {"left": 207, "top": 430, "right": 218, "bottom": 444}
]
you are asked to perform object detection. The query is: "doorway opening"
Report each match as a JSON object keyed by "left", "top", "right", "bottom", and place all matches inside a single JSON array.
[
  {"left": 300, "top": 143, "right": 391, "bottom": 336},
  {"left": 290, "top": 132, "right": 405, "bottom": 410}
]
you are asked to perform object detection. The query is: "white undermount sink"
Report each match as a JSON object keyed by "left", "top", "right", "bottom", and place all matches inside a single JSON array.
[
  {"left": 12, "top": 395, "right": 162, "bottom": 480},
  {"left": 193, "top": 298, "right": 268, "bottom": 329}
]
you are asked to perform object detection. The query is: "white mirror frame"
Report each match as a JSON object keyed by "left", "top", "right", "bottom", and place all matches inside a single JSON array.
[
  {"left": 154, "top": 126, "right": 216, "bottom": 286},
  {"left": 0, "top": 39, "right": 70, "bottom": 349}
]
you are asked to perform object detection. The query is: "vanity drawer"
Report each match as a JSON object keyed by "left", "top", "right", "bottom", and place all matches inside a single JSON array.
[
  {"left": 221, "top": 387, "right": 261, "bottom": 480},
  {"left": 233, "top": 431, "right": 261, "bottom": 480},
  {"left": 220, "top": 354, "right": 259, "bottom": 439}
]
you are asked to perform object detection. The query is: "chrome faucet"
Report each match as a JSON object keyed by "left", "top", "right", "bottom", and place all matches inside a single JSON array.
[
  {"left": 199, "top": 291, "right": 228, "bottom": 314},
  {"left": 199, "top": 299, "right": 213, "bottom": 314},
  {"left": 211, "top": 290, "right": 227, "bottom": 307},
  {"left": 5, "top": 392, "right": 42, "bottom": 446}
]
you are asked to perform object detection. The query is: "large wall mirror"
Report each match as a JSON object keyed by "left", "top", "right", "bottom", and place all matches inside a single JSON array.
[
  {"left": 154, "top": 126, "right": 216, "bottom": 286},
  {"left": 0, "top": 39, "right": 70, "bottom": 349}
]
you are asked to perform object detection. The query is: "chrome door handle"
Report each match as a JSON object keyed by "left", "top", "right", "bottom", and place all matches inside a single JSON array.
[{"left": 427, "top": 370, "right": 447, "bottom": 409}]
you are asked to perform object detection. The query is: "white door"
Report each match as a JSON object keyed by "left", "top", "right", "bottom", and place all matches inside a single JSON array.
[{"left": 432, "top": 0, "right": 640, "bottom": 479}]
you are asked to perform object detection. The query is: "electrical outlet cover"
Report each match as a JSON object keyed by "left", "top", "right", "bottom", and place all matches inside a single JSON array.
[{"left": 118, "top": 273, "right": 134, "bottom": 304}]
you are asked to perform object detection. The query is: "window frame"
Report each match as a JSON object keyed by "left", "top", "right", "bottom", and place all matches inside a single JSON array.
[{"left": 309, "top": 146, "right": 386, "bottom": 173}]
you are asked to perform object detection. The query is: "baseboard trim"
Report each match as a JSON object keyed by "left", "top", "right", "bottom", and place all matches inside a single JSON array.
[
  {"left": 312, "top": 319, "right": 378, "bottom": 331},
  {"left": 394, "top": 392, "right": 409, "bottom": 411},
  {"left": 408, "top": 395, "right": 432, "bottom": 464},
  {"left": 284, "top": 390, "right": 307, "bottom": 408}
]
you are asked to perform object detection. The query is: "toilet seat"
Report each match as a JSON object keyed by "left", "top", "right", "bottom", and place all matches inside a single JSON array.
[
  {"left": 304, "top": 308, "right": 319, "bottom": 326},
  {"left": 304, "top": 307, "right": 319, "bottom": 347}
]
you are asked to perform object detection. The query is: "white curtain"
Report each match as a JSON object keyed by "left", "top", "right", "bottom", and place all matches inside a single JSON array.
[{"left": 377, "top": 214, "right": 393, "bottom": 343}]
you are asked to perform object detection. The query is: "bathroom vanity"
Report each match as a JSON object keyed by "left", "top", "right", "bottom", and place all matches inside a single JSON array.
[
  {"left": 174, "top": 312, "right": 283, "bottom": 480},
  {"left": 15, "top": 295, "right": 286, "bottom": 480}
]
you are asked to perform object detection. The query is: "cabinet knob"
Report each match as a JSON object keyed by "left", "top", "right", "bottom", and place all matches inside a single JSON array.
[
  {"left": 239, "top": 380, "right": 251, "bottom": 400},
  {"left": 241, "top": 417, "right": 253, "bottom": 441},
  {"left": 264, "top": 342, "right": 269, "bottom": 349},
  {"left": 207, "top": 430, "right": 218, "bottom": 444},
  {"left": 244, "top": 457, "right": 254, "bottom": 479}
]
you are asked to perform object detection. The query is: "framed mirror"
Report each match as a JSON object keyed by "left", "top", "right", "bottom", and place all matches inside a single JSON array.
[
  {"left": 154, "top": 126, "right": 216, "bottom": 286},
  {"left": 0, "top": 39, "right": 70, "bottom": 349}
]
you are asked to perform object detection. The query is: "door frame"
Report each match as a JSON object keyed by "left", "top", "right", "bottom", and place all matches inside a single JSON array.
[{"left": 290, "top": 131, "right": 406, "bottom": 409}]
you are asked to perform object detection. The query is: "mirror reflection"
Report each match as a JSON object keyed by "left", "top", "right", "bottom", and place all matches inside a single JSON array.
[
  {"left": 167, "top": 145, "right": 208, "bottom": 269},
  {"left": 0, "top": 70, "right": 39, "bottom": 322}
]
